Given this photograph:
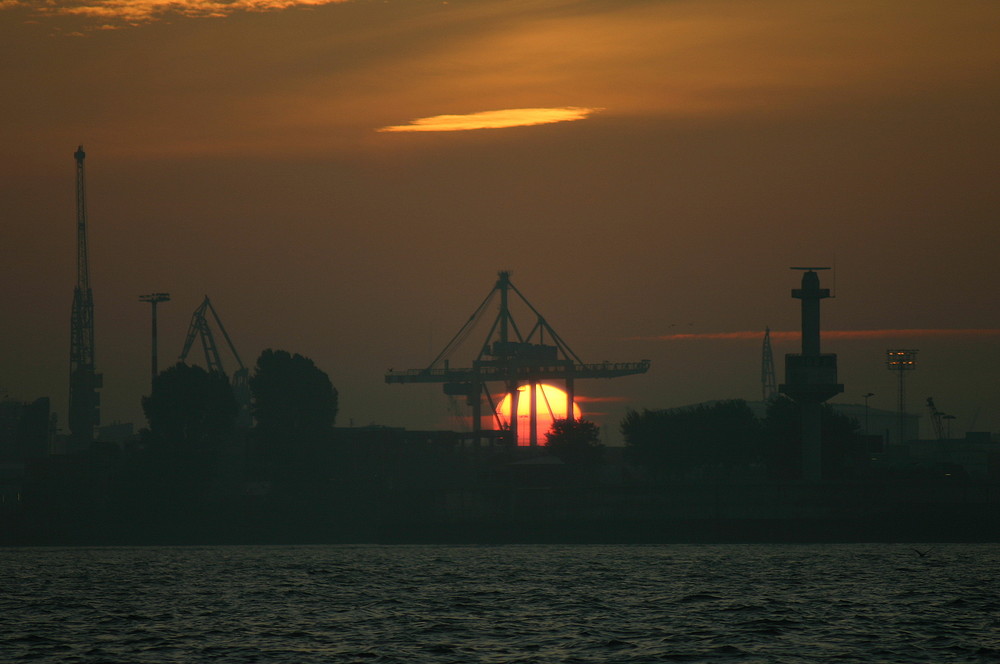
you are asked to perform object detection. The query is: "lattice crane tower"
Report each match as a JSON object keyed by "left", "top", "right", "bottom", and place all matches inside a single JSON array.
[
  {"left": 761, "top": 327, "right": 777, "bottom": 401},
  {"left": 68, "top": 146, "right": 103, "bottom": 447}
]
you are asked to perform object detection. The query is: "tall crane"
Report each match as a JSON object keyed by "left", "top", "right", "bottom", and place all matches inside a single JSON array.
[
  {"left": 926, "top": 397, "right": 945, "bottom": 442},
  {"left": 68, "top": 146, "right": 102, "bottom": 447},
  {"left": 761, "top": 326, "right": 777, "bottom": 401},
  {"left": 179, "top": 296, "right": 251, "bottom": 427},
  {"left": 386, "top": 271, "right": 650, "bottom": 446}
]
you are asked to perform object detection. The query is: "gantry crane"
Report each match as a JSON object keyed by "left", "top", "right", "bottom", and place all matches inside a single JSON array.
[
  {"left": 180, "top": 296, "right": 251, "bottom": 427},
  {"left": 385, "top": 271, "right": 650, "bottom": 446}
]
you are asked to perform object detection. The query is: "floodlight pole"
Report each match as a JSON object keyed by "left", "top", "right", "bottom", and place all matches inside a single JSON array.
[
  {"left": 140, "top": 293, "right": 171, "bottom": 387},
  {"left": 886, "top": 349, "right": 917, "bottom": 443}
]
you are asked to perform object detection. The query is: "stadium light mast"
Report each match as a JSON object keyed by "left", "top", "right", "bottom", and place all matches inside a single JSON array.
[
  {"left": 886, "top": 349, "right": 917, "bottom": 443},
  {"left": 140, "top": 293, "right": 171, "bottom": 387}
]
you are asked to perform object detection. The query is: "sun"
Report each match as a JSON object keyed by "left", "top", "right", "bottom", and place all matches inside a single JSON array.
[{"left": 495, "top": 383, "right": 582, "bottom": 447}]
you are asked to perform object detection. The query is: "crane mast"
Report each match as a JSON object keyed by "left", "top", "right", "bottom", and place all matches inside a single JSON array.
[
  {"left": 68, "top": 146, "right": 102, "bottom": 447},
  {"left": 761, "top": 326, "right": 777, "bottom": 401}
]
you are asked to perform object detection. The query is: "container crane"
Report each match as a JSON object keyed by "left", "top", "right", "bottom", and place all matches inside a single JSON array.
[
  {"left": 386, "top": 271, "right": 650, "bottom": 446},
  {"left": 179, "top": 296, "right": 250, "bottom": 427}
]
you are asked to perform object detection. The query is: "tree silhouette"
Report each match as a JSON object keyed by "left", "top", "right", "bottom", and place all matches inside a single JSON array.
[
  {"left": 621, "top": 400, "right": 762, "bottom": 481},
  {"left": 250, "top": 349, "right": 338, "bottom": 488},
  {"left": 545, "top": 418, "right": 604, "bottom": 466},
  {"left": 137, "top": 362, "right": 239, "bottom": 513},
  {"left": 142, "top": 362, "right": 238, "bottom": 451}
]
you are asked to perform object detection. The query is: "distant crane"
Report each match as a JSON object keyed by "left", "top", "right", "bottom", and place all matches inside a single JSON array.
[
  {"left": 761, "top": 327, "right": 777, "bottom": 401},
  {"left": 68, "top": 146, "right": 102, "bottom": 447},
  {"left": 179, "top": 296, "right": 251, "bottom": 427},
  {"left": 926, "top": 397, "right": 947, "bottom": 442},
  {"left": 386, "top": 271, "right": 650, "bottom": 447}
]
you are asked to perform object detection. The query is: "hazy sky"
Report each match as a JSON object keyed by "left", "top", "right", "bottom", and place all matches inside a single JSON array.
[{"left": 3, "top": 0, "right": 999, "bottom": 441}]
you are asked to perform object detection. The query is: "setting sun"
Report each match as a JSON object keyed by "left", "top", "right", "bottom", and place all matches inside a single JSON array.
[{"left": 496, "top": 383, "right": 582, "bottom": 447}]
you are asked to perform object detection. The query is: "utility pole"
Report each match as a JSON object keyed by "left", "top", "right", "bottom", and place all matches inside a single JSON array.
[
  {"left": 69, "top": 146, "right": 102, "bottom": 448},
  {"left": 862, "top": 393, "right": 874, "bottom": 435},
  {"left": 140, "top": 293, "right": 170, "bottom": 387}
]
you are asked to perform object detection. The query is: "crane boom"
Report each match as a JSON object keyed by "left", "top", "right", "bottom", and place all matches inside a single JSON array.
[
  {"left": 179, "top": 296, "right": 251, "bottom": 427},
  {"left": 926, "top": 397, "right": 945, "bottom": 441}
]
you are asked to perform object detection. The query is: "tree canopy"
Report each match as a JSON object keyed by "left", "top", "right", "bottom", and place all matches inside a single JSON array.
[
  {"left": 141, "top": 362, "right": 238, "bottom": 450},
  {"left": 621, "top": 400, "right": 763, "bottom": 481},
  {"left": 545, "top": 418, "right": 604, "bottom": 466},
  {"left": 250, "top": 349, "right": 338, "bottom": 485}
]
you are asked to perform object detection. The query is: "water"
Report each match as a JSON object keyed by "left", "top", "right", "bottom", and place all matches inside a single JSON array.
[{"left": 2, "top": 544, "right": 999, "bottom": 663}]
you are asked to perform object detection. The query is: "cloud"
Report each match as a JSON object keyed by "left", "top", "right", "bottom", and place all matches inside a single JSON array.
[
  {"left": 575, "top": 395, "right": 630, "bottom": 404},
  {"left": 632, "top": 329, "right": 1000, "bottom": 342},
  {"left": 13, "top": 0, "right": 350, "bottom": 25},
  {"left": 377, "top": 107, "right": 601, "bottom": 132}
]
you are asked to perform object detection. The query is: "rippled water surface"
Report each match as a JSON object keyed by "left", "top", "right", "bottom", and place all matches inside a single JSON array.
[{"left": 3, "top": 543, "right": 999, "bottom": 662}]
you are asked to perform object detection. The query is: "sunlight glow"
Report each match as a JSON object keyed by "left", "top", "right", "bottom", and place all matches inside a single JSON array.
[
  {"left": 378, "top": 107, "right": 601, "bottom": 133},
  {"left": 496, "top": 383, "right": 582, "bottom": 447}
]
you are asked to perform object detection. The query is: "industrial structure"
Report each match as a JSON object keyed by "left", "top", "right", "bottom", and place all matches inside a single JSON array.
[
  {"left": 761, "top": 327, "right": 777, "bottom": 401},
  {"left": 925, "top": 397, "right": 954, "bottom": 442},
  {"left": 385, "top": 271, "right": 650, "bottom": 446},
  {"left": 139, "top": 292, "right": 170, "bottom": 388},
  {"left": 179, "top": 296, "right": 251, "bottom": 427},
  {"left": 886, "top": 349, "right": 917, "bottom": 444},
  {"left": 778, "top": 267, "right": 843, "bottom": 481},
  {"left": 68, "top": 146, "right": 102, "bottom": 448}
]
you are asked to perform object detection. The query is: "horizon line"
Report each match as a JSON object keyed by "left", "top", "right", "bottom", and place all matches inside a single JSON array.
[{"left": 629, "top": 329, "right": 1000, "bottom": 342}]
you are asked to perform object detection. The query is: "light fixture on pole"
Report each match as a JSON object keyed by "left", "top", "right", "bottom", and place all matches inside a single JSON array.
[{"left": 140, "top": 292, "right": 171, "bottom": 387}]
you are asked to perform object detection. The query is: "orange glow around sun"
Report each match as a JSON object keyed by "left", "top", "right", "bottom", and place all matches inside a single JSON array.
[{"left": 496, "top": 383, "right": 582, "bottom": 447}]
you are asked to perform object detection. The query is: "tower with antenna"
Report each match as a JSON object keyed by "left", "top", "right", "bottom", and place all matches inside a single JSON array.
[
  {"left": 778, "top": 267, "right": 843, "bottom": 481},
  {"left": 68, "top": 146, "right": 102, "bottom": 447}
]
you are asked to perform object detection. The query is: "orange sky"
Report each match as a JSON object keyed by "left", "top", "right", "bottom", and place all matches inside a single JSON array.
[{"left": 2, "top": 0, "right": 999, "bottom": 440}]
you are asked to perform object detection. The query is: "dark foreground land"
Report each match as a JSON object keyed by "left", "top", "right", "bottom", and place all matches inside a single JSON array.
[{"left": 4, "top": 480, "right": 999, "bottom": 546}]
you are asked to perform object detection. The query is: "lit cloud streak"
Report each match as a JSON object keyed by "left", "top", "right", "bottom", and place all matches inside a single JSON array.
[
  {"left": 632, "top": 329, "right": 1000, "bottom": 342},
  {"left": 575, "top": 395, "right": 630, "bottom": 404},
  {"left": 377, "top": 107, "right": 601, "bottom": 133},
  {"left": 7, "top": 0, "right": 349, "bottom": 26}
]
